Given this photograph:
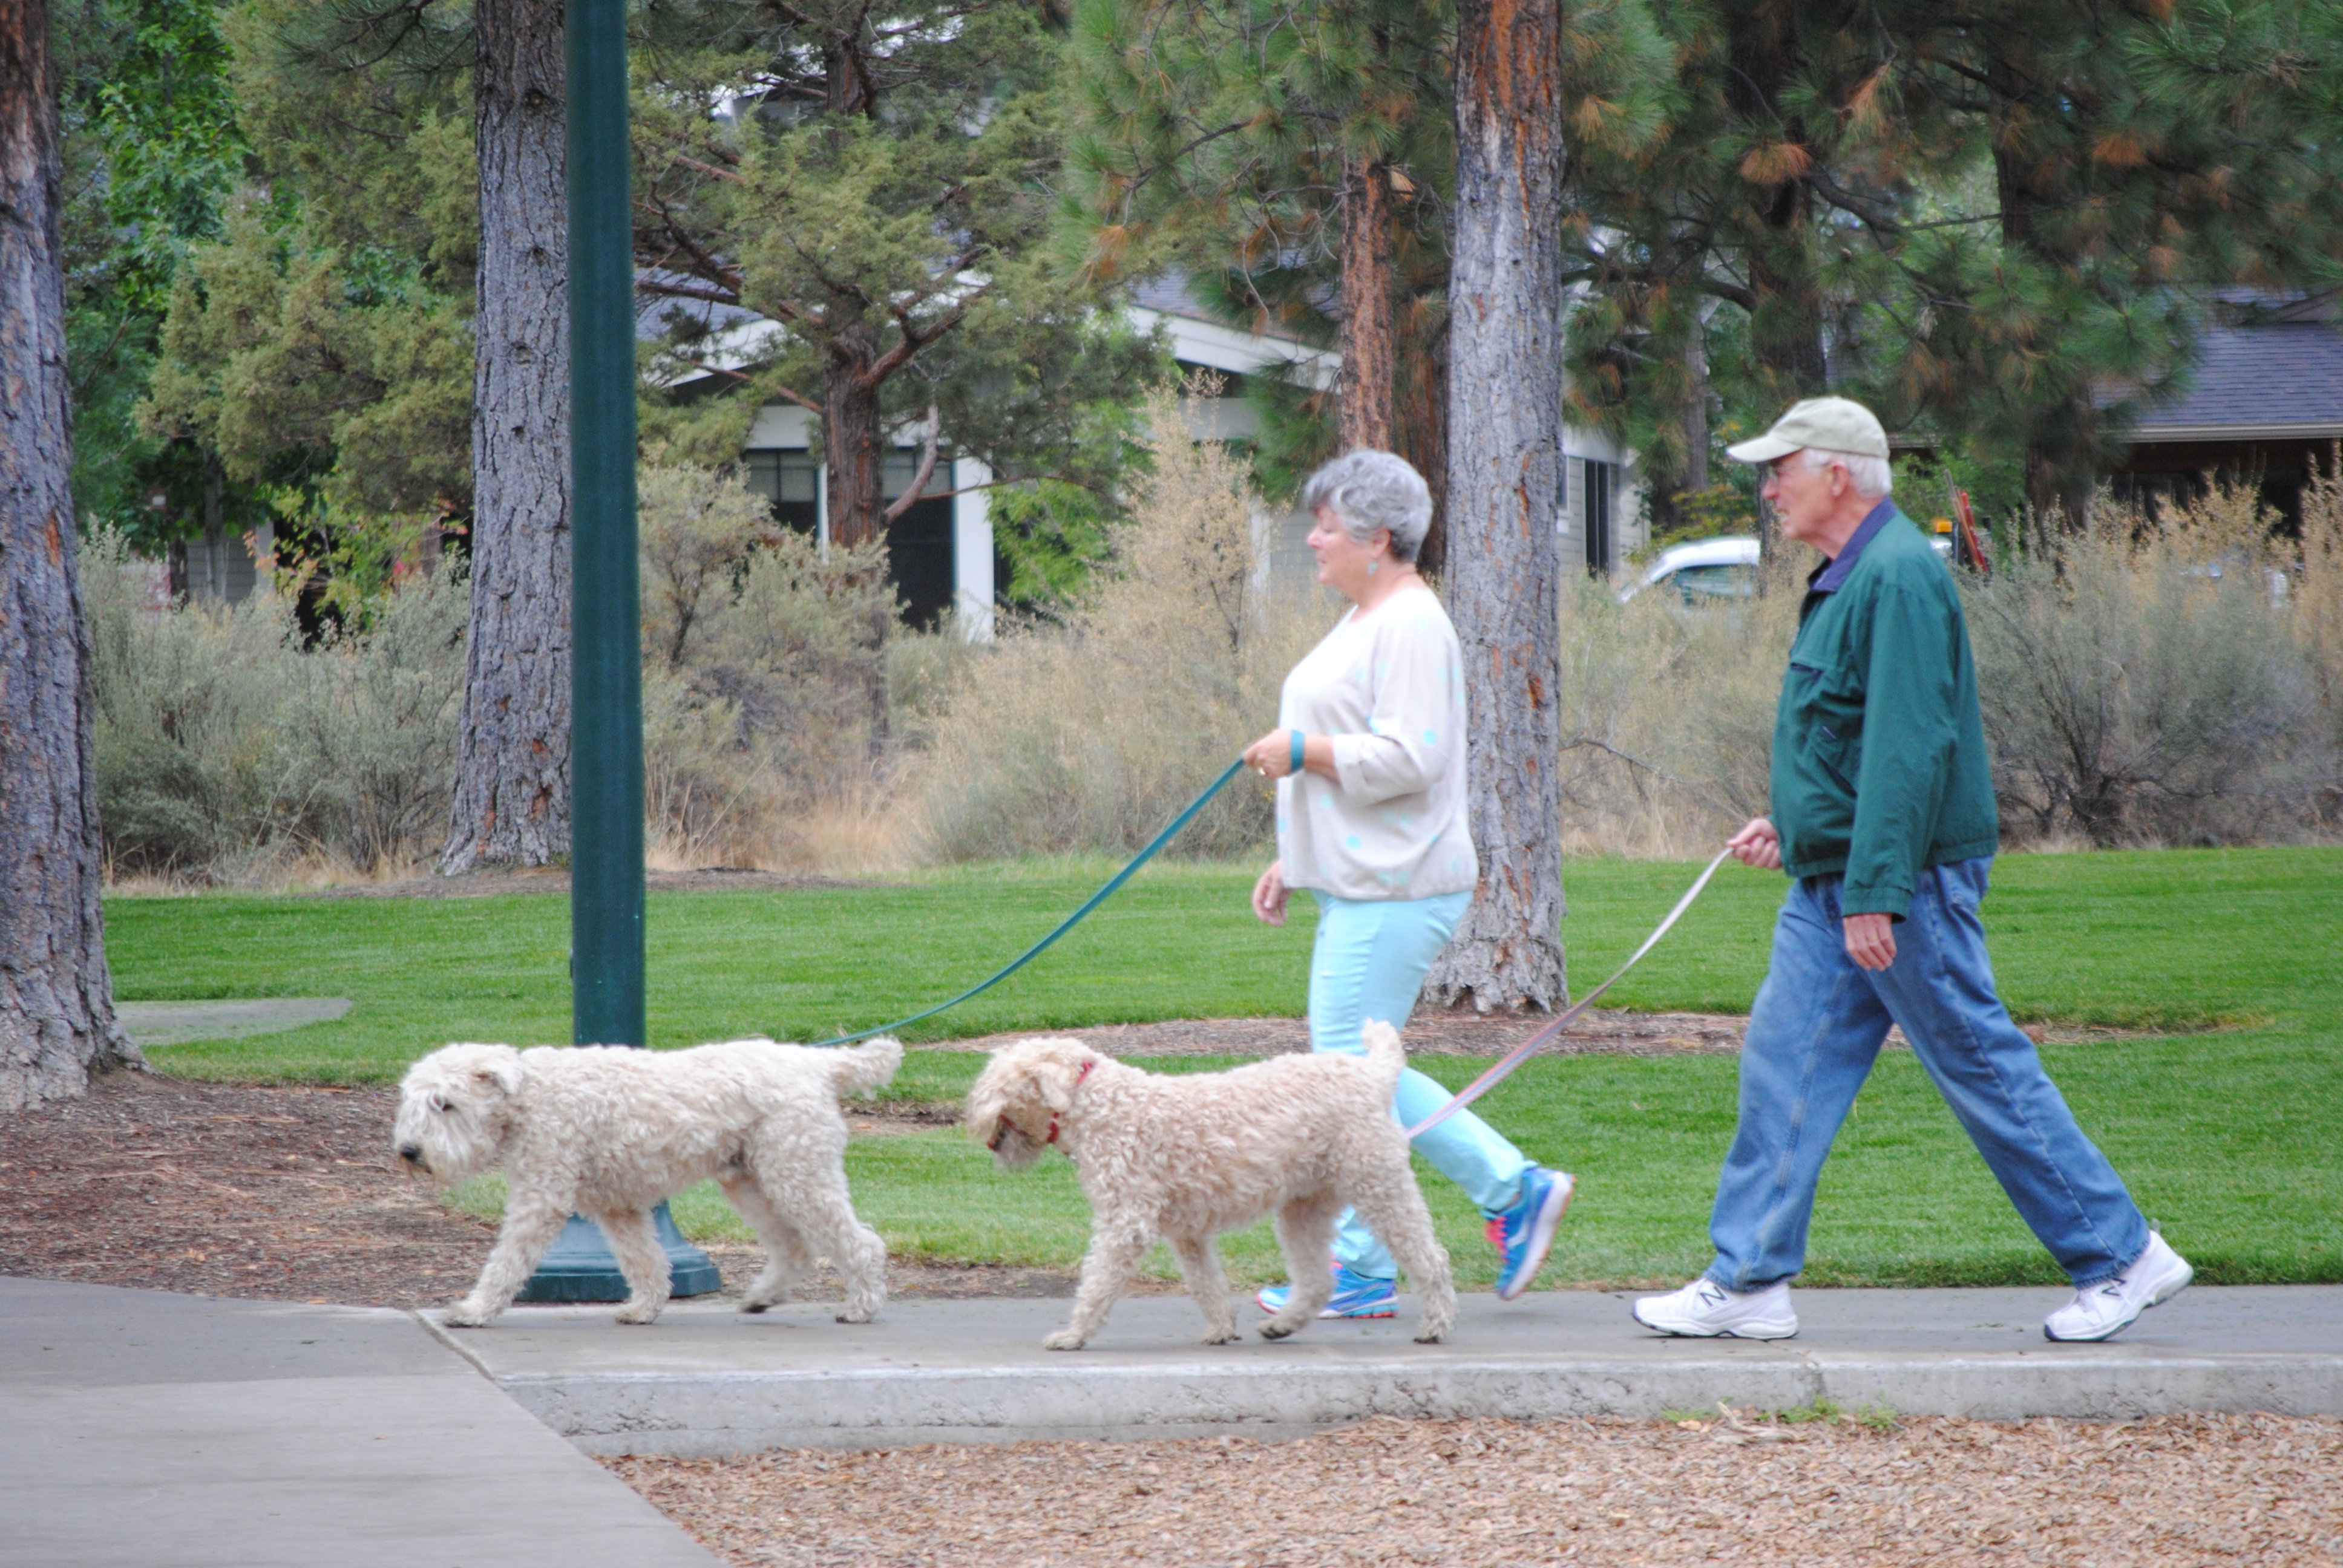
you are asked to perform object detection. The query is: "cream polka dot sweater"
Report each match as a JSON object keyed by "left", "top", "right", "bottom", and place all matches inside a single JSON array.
[{"left": 1275, "top": 586, "right": 1478, "bottom": 901}]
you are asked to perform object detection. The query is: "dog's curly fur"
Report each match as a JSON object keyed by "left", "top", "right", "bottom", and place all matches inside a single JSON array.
[
  {"left": 395, "top": 1037, "right": 900, "bottom": 1327},
  {"left": 967, "top": 1021, "right": 1455, "bottom": 1350}
]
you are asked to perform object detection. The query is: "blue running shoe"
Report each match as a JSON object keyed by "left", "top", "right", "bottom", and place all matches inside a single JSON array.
[
  {"left": 1488, "top": 1165, "right": 1575, "bottom": 1301},
  {"left": 1254, "top": 1265, "right": 1398, "bottom": 1319}
]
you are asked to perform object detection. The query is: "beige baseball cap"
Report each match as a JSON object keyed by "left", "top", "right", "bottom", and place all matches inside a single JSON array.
[{"left": 1725, "top": 396, "right": 1890, "bottom": 464}]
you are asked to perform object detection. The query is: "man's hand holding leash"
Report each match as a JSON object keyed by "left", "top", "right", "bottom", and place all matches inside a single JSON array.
[{"left": 1728, "top": 815, "right": 1894, "bottom": 970}]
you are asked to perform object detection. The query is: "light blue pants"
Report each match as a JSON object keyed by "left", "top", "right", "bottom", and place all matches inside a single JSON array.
[{"left": 1309, "top": 890, "right": 1530, "bottom": 1279}]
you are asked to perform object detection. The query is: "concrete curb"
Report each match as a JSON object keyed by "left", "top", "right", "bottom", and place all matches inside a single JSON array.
[
  {"left": 502, "top": 1355, "right": 2343, "bottom": 1456},
  {"left": 453, "top": 1289, "right": 2343, "bottom": 1455}
]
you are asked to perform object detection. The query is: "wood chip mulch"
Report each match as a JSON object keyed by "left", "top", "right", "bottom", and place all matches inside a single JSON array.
[{"left": 609, "top": 1411, "right": 2343, "bottom": 1567}]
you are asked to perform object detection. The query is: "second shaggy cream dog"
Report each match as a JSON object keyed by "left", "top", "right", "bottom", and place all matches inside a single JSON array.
[
  {"left": 968, "top": 1021, "right": 1455, "bottom": 1348},
  {"left": 396, "top": 1036, "right": 900, "bottom": 1327}
]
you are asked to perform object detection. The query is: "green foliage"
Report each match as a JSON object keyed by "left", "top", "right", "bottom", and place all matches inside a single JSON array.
[
  {"left": 55, "top": 0, "right": 251, "bottom": 544},
  {"left": 1062, "top": 0, "right": 1461, "bottom": 503},
  {"left": 985, "top": 479, "right": 1121, "bottom": 616},
  {"left": 140, "top": 195, "right": 471, "bottom": 518},
  {"left": 635, "top": 463, "right": 903, "bottom": 864},
  {"left": 632, "top": 1, "right": 1170, "bottom": 531},
  {"left": 1564, "top": 1, "right": 2343, "bottom": 531}
]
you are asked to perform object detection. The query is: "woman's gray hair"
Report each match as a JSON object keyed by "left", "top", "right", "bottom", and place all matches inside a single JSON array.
[{"left": 1300, "top": 450, "right": 1434, "bottom": 563}]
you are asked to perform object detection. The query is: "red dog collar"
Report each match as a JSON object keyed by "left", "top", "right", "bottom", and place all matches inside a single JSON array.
[{"left": 1043, "top": 1059, "right": 1096, "bottom": 1146}]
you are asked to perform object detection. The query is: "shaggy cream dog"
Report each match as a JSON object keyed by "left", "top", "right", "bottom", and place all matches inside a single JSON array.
[
  {"left": 395, "top": 1036, "right": 900, "bottom": 1327},
  {"left": 968, "top": 1021, "right": 1455, "bottom": 1349}
]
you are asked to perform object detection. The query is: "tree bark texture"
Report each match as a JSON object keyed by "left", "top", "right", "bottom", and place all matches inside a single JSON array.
[
  {"left": 1401, "top": 324, "right": 1449, "bottom": 575},
  {"left": 0, "top": 0, "right": 139, "bottom": 1109},
  {"left": 442, "top": 0, "right": 572, "bottom": 873},
  {"left": 1993, "top": 144, "right": 2099, "bottom": 529},
  {"left": 1424, "top": 0, "right": 1568, "bottom": 1013},
  {"left": 1726, "top": 10, "right": 1827, "bottom": 402},
  {"left": 822, "top": 334, "right": 892, "bottom": 753},
  {"left": 1336, "top": 155, "right": 1396, "bottom": 453},
  {"left": 825, "top": 330, "right": 887, "bottom": 549}
]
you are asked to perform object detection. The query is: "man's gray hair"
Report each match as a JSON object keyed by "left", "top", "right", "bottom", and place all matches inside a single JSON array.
[
  {"left": 1798, "top": 446, "right": 1893, "bottom": 498},
  {"left": 1300, "top": 450, "right": 1434, "bottom": 564}
]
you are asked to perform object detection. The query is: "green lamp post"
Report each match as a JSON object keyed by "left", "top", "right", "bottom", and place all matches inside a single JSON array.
[{"left": 517, "top": 0, "right": 718, "bottom": 1304}]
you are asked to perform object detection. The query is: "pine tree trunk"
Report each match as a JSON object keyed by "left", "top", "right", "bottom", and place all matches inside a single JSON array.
[
  {"left": 1337, "top": 156, "right": 1396, "bottom": 452},
  {"left": 1994, "top": 147, "right": 2098, "bottom": 530},
  {"left": 1, "top": 0, "right": 139, "bottom": 1109},
  {"left": 1746, "top": 179, "right": 1826, "bottom": 398},
  {"left": 1424, "top": 0, "right": 1568, "bottom": 1013},
  {"left": 1681, "top": 325, "right": 1709, "bottom": 494},
  {"left": 442, "top": 0, "right": 572, "bottom": 874},
  {"left": 822, "top": 338, "right": 890, "bottom": 752},
  {"left": 825, "top": 339, "right": 886, "bottom": 548},
  {"left": 1403, "top": 325, "right": 1449, "bottom": 575}
]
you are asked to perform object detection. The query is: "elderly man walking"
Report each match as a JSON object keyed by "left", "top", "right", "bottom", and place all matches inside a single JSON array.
[{"left": 1633, "top": 397, "right": 2191, "bottom": 1344}]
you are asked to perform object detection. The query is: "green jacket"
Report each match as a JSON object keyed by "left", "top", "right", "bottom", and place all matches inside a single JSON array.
[{"left": 1771, "top": 502, "right": 1999, "bottom": 918}]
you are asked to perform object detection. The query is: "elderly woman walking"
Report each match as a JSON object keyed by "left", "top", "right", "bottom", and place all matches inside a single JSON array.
[{"left": 1243, "top": 451, "right": 1573, "bottom": 1318}]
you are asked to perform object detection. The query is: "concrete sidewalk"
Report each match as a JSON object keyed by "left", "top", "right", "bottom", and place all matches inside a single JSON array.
[
  {"left": 447, "top": 1284, "right": 2343, "bottom": 1455},
  {"left": 7, "top": 1276, "right": 2340, "bottom": 1563},
  {"left": 0, "top": 1276, "right": 717, "bottom": 1568}
]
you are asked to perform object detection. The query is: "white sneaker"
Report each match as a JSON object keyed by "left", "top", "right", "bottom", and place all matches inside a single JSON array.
[
  {"left": 2043, "top": 1233, "right": 2193, "bottom": 1342},
  {"left": 1631, "top": 1278, "right": 1798, "bottom": 1339}
]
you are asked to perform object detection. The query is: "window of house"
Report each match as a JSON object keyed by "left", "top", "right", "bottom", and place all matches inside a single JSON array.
[{"left": 743, "top": 449, "right": 819, "bottom": 534}]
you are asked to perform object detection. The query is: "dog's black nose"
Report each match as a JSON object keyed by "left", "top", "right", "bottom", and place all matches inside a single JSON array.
[{"left": 399, "top": 1143, "right": 424, "bottom": 1165}]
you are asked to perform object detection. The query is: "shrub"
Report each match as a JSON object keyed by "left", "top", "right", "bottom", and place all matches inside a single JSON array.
[
  {"left": 1968, "top": 486, "right": 2339, "bottom": 846},
  {"left": 84, "top": 529, "right": 466, "bottom": 880},
  {"left": 636, "top": 462, "right": 899, "bottom": 869},
  {"left": 910, "top": 390, "right": 1329, "bottom": 861},
  {"left": 1550, "top": 561, "right": 1803, "bottom": 858}
]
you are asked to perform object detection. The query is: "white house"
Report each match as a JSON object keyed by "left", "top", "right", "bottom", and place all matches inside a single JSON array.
[{"left": 665, "top": 275, "right": 1644, "bottom": 641}]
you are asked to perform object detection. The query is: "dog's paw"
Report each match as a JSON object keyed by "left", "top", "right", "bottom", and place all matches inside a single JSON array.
[
  {"left": 834, "top": 1307, "right": 874, "bottom": 1324},
  {"left": 443, "top": 1301, "right": 496, "bottom": 1329},
  {"left": 1257, "top": 1319, "right": 1299, "bottom": 1341},
  {"left": 614, "top": 1302, "right": 664, "bottom": 1326},
  {"left": 1041, "top": 1328, "right": 1089, "bottom": 1351},
  {"left": 739, "top": 1300, "right": 770, "bottom": 1315},
  {"left": 1413, "top": 1324, "right": 1450, "bottom": 1344},
  {"left": 1199, "top": 1328, "right": 1243, "bottom": 1346}
]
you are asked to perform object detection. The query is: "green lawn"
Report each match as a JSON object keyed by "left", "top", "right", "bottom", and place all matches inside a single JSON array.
[{"left": 110, "top": 848, "right": 2343, "bottom": 1287}]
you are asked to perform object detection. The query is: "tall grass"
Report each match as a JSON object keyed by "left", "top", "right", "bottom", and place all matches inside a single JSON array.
[
  {"left": 1548, "top": 564, "right": 1802, "bottom": 857},
  {"left": 83, "top": 458, "right": 2343, "bottom": 886},
  {"left": 909, "top": 391, "right": 1332, "bottom": 861},
  {"left": 1970, "top": 483, "right": 2341, "bottom": 845},
  {"left": 635, "top": 462, "right": 909, "bottom": 872}
]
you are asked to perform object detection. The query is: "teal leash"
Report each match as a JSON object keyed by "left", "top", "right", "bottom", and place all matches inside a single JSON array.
[{"left": 809, "top": 757, "right": 1249, "bottom": 1047}]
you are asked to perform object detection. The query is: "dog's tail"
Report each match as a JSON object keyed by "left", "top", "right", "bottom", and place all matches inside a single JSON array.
[
  {"left": 826, "top": 1035, "right": 904, "bottom": 1098},
  {"left": 1359, "top": 1019, "right": 1409, "bottom": 1097}
]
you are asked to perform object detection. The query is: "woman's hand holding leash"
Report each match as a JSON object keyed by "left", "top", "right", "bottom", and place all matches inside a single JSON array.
[{"left": 1244, "top": 728, "right": 1331, "bottom": 781}]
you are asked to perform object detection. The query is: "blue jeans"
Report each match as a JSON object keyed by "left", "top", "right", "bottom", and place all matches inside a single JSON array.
[
  {"left": 1309, "top": 890, "right": 1530, "bottom": 1279},
  {"left": 1708, "top": 857, "right": 2149, "bottom": 1292}
]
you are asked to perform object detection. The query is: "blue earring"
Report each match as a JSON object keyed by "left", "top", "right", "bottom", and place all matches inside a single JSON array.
[{"left": 1367, "top": 559, "right": 1380, "bottom": 577}]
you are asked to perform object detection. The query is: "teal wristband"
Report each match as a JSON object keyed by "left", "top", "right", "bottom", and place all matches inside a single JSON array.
[{"left": 1289, "top": 730, "right": 1306, "bottom": 776}]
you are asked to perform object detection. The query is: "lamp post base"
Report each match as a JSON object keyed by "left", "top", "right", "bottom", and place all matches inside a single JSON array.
[{"left": 515, "top": 1201, "right": 723, "bottom": 1303}]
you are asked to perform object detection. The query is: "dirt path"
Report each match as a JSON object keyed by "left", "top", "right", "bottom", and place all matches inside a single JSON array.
[
  {"left": 610, "top": 1410, "right": 2343, "bottom": 1567},
  {"left": 0, "top": 1071, "right": 1066, "bottom": 1307}
]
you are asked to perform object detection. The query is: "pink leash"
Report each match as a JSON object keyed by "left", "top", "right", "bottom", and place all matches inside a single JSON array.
[{"left": 1404, "top": 846, "right": 1737, "bottom": 1138}]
